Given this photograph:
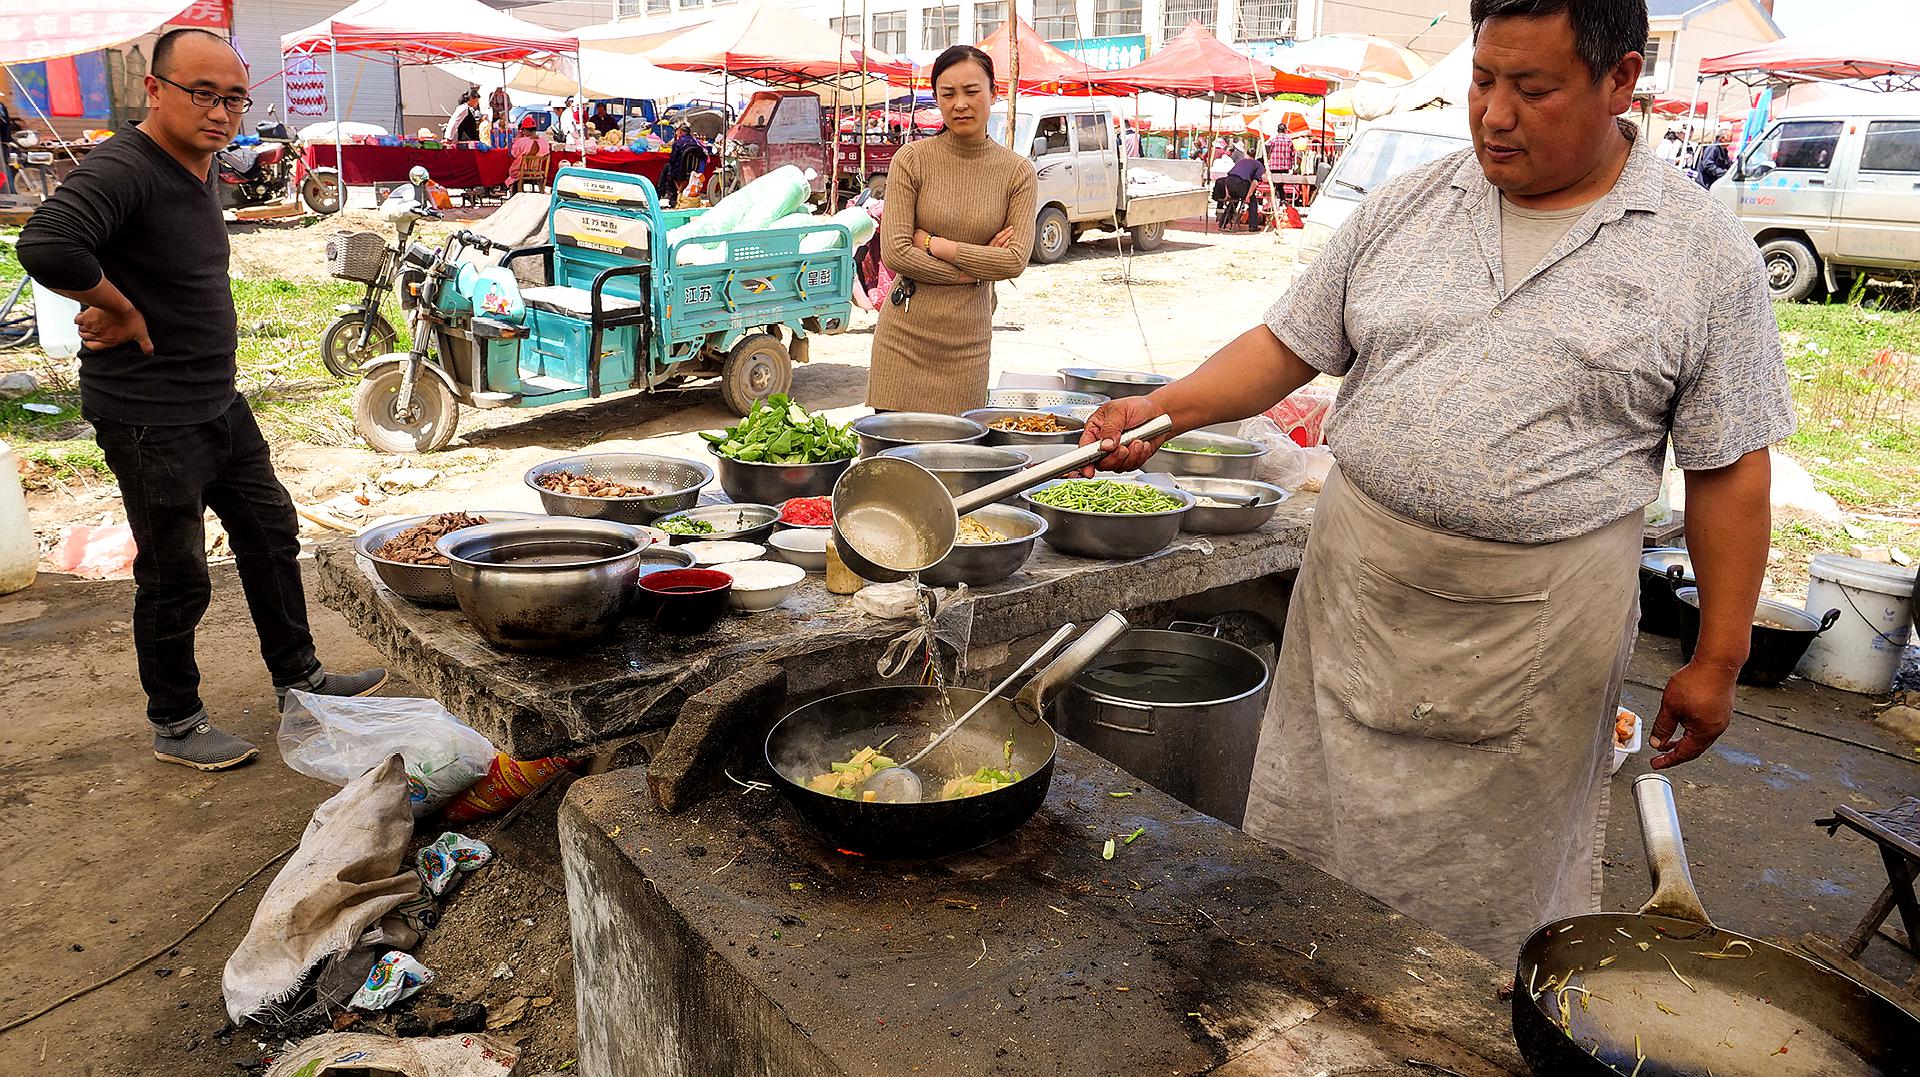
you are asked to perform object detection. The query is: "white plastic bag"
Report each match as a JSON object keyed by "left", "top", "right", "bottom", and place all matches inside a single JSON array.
[
  {"left": 279, "top": 692, "right": 493, "bottom": 816},
  {"left": 1238, "top": 416, "right": 1334, "bottom": 492}
]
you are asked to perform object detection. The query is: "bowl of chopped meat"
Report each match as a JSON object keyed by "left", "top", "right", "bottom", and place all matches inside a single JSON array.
[
  {"left": 960, "top": 407, "right": 1087, "bottom": 447},
  {"left": 523, "top": 452, "right": 713, "bottom": 524},
  {"left": 356, "top": 510, "right": 540, "bottom": 606}
]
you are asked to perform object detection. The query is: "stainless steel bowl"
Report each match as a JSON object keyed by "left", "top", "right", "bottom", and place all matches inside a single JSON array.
[
  {"left": 1145, "top": 431, "right": 1268, "bottom": 479},
  {"left": 1019, "top": 480, "right": 1193, "bottom": 560},
  {"left": 852, "top": 412, "right": 987, "bottom": 458},
  {"left": 986, "top": 388, "right": 1109, "bottom": 410},
  {"left": 961, "top": 407, "right": 1087, "bottom": 448},
  {"left": 1058, "top": 367, "right": 1173, "bottom": 400},
  {"left": 921, "top": 505, "right": 1048, "bottom": 587},
  {"left": 355, "top": 510, "right": 539, "bottom": 607},
  {"left": 707, "top": 444, "right": 853, "bottom": 504},
  {"left": 1174, "top": 477, "right": 1289, "bottom": 535},
  {"left": 1044, "top": 404, "right": 1100, "bottom": 424},
  {"left": 876, "top": 443, "right": 1032, "bottom": 499},
  {"left": 437, "top": 518, "right": 651, "bottom": 653},
  {"left": 651, "top": 502, "right": 779, "bottom": 545},
  {"left": 524, "top": 453, "right": 713, "bottom": 524}
]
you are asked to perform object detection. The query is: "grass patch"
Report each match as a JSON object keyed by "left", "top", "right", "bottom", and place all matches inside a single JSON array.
[{"left": 1774, "top": 300, "right": 1920, "bottom": 514}]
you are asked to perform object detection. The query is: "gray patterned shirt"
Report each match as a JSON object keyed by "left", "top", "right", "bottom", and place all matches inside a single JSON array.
[{"left": 1266, "top": 123, "right": 1794, "bottom": 544}]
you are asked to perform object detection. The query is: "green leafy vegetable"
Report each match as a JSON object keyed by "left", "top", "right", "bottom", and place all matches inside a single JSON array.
[
  {"left": 700, "top": 393, "right": 858, "bottom": 464},
  {"left": 658, "top": 517, "right": 717, "bottom": 535},
  {"left": 1030, "top": 479, "right": 1185, "bottom": 515}
]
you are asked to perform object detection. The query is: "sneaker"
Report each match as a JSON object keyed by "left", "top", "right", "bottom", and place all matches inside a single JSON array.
[
  {"left": 154, "top": 722, "right": 259, "bottom": 771},
  {"left": 277, "top": 667, "right": 390, "bottom": 707}
]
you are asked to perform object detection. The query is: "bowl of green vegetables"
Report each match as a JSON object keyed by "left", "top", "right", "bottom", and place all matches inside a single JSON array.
[
  {"left": 1144, "top": 431, "right": 1267, "bottom": 479},
  {"left": 701, "top": 394, "right": 859, "bottom": 504},
  {"left": 1019, "top": 478, "right": 1193, "bottom": 560},
  {"left": 652, "top": 502, "right": 780, "bottom": 545}
]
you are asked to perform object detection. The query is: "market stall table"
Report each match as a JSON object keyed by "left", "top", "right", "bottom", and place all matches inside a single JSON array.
[
  {"left": 546, "top": 147, "right": 670, "bottom": 184},
  {"left": 313, "top": 495, "right": 1317, "bottom": 758},
  {"left": 303, "top": 141, "right": 513, "bottom": 190}
]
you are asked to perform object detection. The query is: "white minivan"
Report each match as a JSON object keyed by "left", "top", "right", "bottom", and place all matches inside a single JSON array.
[
  {"left": 1713, "top": 97, "right": 1920, "bottom": 301},
  {"left": 1295, "top": 107, "right": 1472, "bottom": 275}
]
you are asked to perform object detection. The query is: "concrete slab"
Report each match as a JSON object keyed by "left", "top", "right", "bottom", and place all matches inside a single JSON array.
[
  {"left": 314, "top": 496, "right": 1316, "bottom": 757},
  {"left": 561, "top": 740, "right": 1526, "bottom": 1077}
]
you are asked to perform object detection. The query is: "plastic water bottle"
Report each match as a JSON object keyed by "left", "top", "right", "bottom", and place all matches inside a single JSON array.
[
  {"left": 0, "top": 442, "right": 36, "bottom": 594},
  {"left": 32, "top": 281, "right": 81, "bottom": 360}
]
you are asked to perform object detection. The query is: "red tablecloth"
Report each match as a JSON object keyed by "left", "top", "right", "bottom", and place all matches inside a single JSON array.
[
  {"left": 546, "top": 148, "right": 669, "bottom": 184},
  {"left": 304, "top": 143, "right": 512, "bottom": 189}
]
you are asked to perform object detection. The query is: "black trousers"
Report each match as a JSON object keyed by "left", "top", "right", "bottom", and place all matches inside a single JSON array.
[{"left": 90, "top": 396, "right": 320, "bottom": 733}]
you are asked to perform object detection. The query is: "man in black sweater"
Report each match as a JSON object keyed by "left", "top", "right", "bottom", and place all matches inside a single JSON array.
[{"left": 19, "top": 28, "right": 384, "bottom": 771}]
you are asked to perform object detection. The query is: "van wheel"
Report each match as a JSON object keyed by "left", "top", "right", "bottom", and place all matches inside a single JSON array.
[
  {"left": 1759, "top": 237, "right": 1823, "bottom": 303},
  {"left": 1032, "top": 207, "right": 1071, "bottom": 264},
  {"left": 1129, "top": 221, "right": 1167, "bottom": 251},
  {"left": 719, "top": 332, "right": 792, "bottom": 416}
]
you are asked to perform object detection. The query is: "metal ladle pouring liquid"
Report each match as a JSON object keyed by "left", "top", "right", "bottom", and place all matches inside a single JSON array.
[{"left": 830, "top": 414, "right": 1175, "bottom": 584}]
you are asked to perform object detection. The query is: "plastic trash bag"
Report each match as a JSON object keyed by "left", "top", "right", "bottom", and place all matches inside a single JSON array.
[
  {"left": 279, "top": 692, "right": 493, "bottom": 816},
  {"left": 1237, "top": 416, "right": 1334, "bottom": 492}
]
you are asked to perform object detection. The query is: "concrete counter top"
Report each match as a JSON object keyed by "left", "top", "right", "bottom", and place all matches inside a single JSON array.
[
  {"left": 559, "top": 739, "right": 1528, "bottom": 1076},
  {"left": 314, "top": 495, "right": 1316, "bottom": 757}
]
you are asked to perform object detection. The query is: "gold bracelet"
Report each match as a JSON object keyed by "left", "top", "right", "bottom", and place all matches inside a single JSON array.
[{"left": 923, "top": 233, "right": 933, "bottom": 256}]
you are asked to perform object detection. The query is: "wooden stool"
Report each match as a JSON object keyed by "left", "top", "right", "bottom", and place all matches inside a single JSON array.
[{"left": 1803, "top": 797, "right": 1920, "bottom": 1008}]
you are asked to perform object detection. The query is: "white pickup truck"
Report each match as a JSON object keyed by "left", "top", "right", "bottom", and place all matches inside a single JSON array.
[{"left": 990, "top": 98, "right": 1210, "bottom": 263}]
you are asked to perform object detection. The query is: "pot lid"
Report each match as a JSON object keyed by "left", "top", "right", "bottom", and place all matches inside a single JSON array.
[{"left": 1641, "top": 547, "right": 1694, "bottom": 577}]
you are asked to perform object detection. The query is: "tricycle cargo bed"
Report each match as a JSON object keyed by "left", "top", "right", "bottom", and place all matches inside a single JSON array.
[{"left": 1123, "top": 188, "right": 1208, "bottom": 227}]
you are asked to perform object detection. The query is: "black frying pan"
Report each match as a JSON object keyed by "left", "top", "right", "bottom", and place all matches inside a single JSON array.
[
  {"left": 764, "top": 613, "right": 1129, "bottom": 858},
  {"left": 1514, "top": 774, "right": 1919, "bottom": 1076}
]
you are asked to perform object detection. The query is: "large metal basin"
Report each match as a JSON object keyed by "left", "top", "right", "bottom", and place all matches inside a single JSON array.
[
  {"left": 438, "top": 518, "right": 649, "bottom": 653},
  {"left": 852, "top": 412, "right": 986, "bottom": 458},
  {"left": 876, "top": 443, "right": 1031, "bottom": 499},
  {"left": 707, "top": 444, "right": 852, "bottom": 504}
]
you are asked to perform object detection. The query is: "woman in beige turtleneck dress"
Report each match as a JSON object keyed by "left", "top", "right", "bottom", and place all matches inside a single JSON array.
[{"left": 865, "top": 45, "right": 1037, "bottom": 414}]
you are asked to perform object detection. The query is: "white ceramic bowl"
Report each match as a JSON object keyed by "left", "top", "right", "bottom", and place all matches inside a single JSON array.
[
  {"left": 723, "top": 560, "right": 806, "bottom": 611},
  {"left": 768, "top": 528, "right": 830, "bottom": 571},
  {"left": 682, "top": 540, "right": 767, "bottom": 567}
]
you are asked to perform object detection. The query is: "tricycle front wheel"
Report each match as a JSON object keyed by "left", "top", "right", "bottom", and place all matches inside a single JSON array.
[
  {"left": 719, "top": 332, "right": 793, "bottom": 416},
  {"left": 353, "top": 365, "right": 459, "bottom": 453}
]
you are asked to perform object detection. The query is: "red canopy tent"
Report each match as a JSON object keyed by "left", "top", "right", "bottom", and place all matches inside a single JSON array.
[
  {"left": 641, "top": 2, "right": 903, "bottom": 85},
  {"left": 1086, "top": 22, "right": 1328, "bottom": 98},
  {"left": 1698, "top": 31, "right": 1920, "bottom": 91},
  {"left": 968, "top": 16, "right": 1115, "bottom": 95},
  {"left": 282, "top": 0, "right": 581, "bottom": 209},
  {"left": 1647, "top": 97, "right": 1709, "bottom": 117}
]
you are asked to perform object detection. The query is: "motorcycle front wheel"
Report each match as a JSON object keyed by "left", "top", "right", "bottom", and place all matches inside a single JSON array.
[
  {"left": 320, "top": 311, "right": 397, "bottom": 378},
  {"left": 301, "top": 172, "right": 342, "bottom": 215},
  {"left": 352, "top": 365, "right": 459, "bottom": 454}
]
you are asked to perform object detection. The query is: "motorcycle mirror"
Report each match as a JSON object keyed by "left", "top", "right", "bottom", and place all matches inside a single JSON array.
[{"left": 408, "top": 165, "right": 430, "bottom": 186}]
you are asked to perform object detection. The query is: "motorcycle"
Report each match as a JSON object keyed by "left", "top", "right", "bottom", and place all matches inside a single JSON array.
[
  {"left": 217, "top": 107, "right": 300, "bottom": 212},
  {"left": 320, "top": 167, "right": 440, "bottom": 378}
]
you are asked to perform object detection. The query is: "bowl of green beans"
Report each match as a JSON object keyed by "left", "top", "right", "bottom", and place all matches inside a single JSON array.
[
  {"left": 1145, "top": 430, "right": 1268, "bottom": 479},
  {"left": 1019, "top": 478, "right": 1193, "bottom": 560}
]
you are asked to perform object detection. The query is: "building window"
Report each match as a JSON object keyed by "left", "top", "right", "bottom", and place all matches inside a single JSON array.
[
  {"left": 1236, "top": 0, "right": 1293, "bottom": 41},
  {"left": 681, "top": 0, "right": 704, "bottom": 8},
  {"left": 924, "top": 4, "right": 960, "bottom": 49},
  {"left": 1036, "top": 0, "right": 1079, "bottom": 40},
  {"left": 1640, "top": 37, "right": 1660, "bottom": 73},
  {"left": 1094, "top": 0, "right": 1142, "bottom": 36},
  {"left": 974, "top": 2, "right": 1007, "bottom": 41},
  {"left": 645, "top": 0, "right": 669, "bottom": 14},
  {"left": 615, "top": 0, "right": 642, "bottom": 17},
  {"left": 872, "top": 11, "right": 907, "bottom": 54},
  {"left": 830, "top": 16, "right": 862, "bottom": 42},
  {"left": 1163, "top": 0, "right": 1216, "bottom": 40}
]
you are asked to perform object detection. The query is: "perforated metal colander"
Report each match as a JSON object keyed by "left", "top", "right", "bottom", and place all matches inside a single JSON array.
[
  {"left": 523, "top": 453, "right": 714, "bottom": 524},
  {"left": 985, "top": 388, "right": 1111, "bottom": 411}
]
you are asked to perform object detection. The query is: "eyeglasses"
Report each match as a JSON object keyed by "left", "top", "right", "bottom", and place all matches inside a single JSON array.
[{"left": 154, "top": 74, "right": 252, "bottom": 116}]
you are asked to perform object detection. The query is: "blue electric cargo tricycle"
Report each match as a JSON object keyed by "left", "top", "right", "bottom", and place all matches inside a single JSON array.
[{"left": 350, "top": 166, "right": 854, "bottom": 454}]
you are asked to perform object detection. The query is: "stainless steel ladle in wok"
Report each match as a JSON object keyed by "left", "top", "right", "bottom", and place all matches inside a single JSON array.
[{"left": 831, "top": 414, "right": 1174, "bottom": 583}]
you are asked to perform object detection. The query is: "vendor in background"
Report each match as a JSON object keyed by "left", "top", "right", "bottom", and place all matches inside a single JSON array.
[
  {"left": 489, "top": 85, "right": 510, "bottom": 131},
  {"left": 864, "top": 45, "right": 1036, "bottom": 414},
  {"left": 444, "top": 90, "right": 481, "bottom": 143},
  {"left": 1082, "top": 0, "right": 1791, "bottom": 961},
  {"left": 1697, "top": 127, "right": 1734, "bottom": 188},
  {"left": 657, "top": 122, "right": 707, "bottom": 207}
]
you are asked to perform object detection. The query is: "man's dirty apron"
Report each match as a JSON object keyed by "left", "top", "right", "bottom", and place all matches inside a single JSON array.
[{"left": 1243, "top": 467, "right": 1642, "bottom": 960}]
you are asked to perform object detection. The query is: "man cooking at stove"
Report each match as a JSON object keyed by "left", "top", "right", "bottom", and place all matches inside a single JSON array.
[{"left": 1081, "top": 0, "right": 1792, "bottom": 960}]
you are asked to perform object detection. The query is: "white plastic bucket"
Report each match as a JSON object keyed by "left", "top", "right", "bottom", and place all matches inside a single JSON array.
[
  {"left": 1798, "top": 553, "right": 1916, "bottom": 695},
  {"left": 0, "top": 442, "right": 37, "bottom": 595},
  {"left": 31, "top": 280, "right": 82, "bottom": 360}
]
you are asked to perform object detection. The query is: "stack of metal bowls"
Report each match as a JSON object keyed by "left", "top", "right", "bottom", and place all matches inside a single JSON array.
[
  {"left": 961, "top": 407, "right": 1087, "bottom": 448},
  {"left": 525, "top": 452, "right": 712, "bottom": 524},
  {"left": 1145, "top": 431, "right": 1268, "bottom": 479},
  {"left": 650, "top": 502, "right": 779, "bottom": 545},
  {"left": 921, "top": 504, "right": 1048, "bottom": 587},
  {"left": 1174, "top": 478, "right": 1289, "bottom": 535},
  {"left": 986, "top": 388, "right": 1109, "bottom": 411},
  {"left": 355, "top": 510, "right": 538, "bottom": 607},
  {"left": 876, "top": 443, "right": 1031, "bottom": 499},
  {"left": 706, "top": 444, "right": 854, "bottom": 504},
  {"left": 437, "top": 518, "right": 652, "bottom": 653},
  {"left": 1019, "top": 479, "right": 1193, "bottom": 560},
  {"left": 852, "top": 412, "right": 987, "bottom": 458},
  {"left": 1058, "top": 367, "right": 1173, "bottom": 400}
]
